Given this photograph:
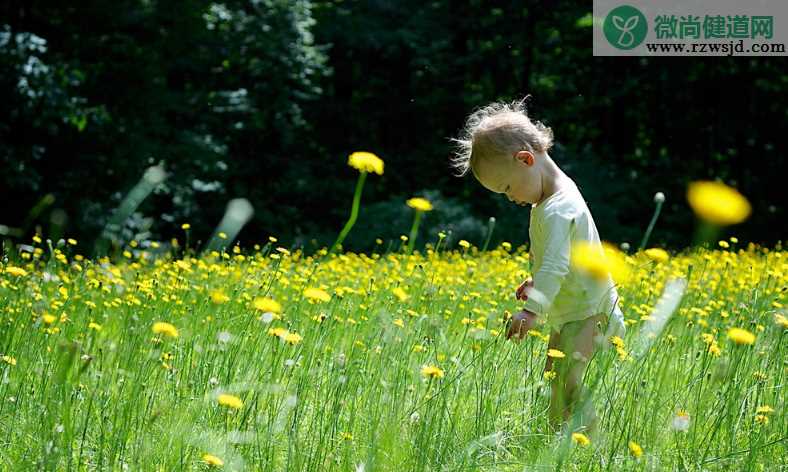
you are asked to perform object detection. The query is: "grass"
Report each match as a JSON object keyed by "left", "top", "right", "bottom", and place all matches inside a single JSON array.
[{"left": 0, "top": 237, "right": 785, "bottom": 470}]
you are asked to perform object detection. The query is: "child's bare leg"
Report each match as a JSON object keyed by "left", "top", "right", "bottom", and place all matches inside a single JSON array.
[{"left": 553, "top": 315, "right": 605, "bottom": 434}]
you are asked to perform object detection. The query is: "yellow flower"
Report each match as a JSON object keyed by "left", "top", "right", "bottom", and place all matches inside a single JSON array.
[
  {"left": 217, "top": 393, "right": 243, "bottom": 410},
  {"left": 571, "top": 432, "right": 590, "bottom": 446},
  {"left": 628, "top": 440, "right": 643, "bottom": 458},
  {"left": 755, "top": 414, "right": 769, "bottom": 425},
  {"left": 253, "top": 297, "right": 282, "bottom": 313},
  {"left": 756, "top": 405, "right": 774, "bottom": 414},
  {"left": 718, "top": 240, "right": 729, "bottom": 249},
  {"left": 644, "top": 248, "right": 669, "bottom": 263},
  {"left": 421, "top": 365, "right": 444, "bottom": 379},
  {"left": 392, "top": 287, "right": 408, "bottom": 301},
  {"left": 283, "top": 332, "right": 302, "bottom": 345},
  {"left": 774, "top": 314, "right": 788, "bottom": 329},
  {"left": 5, "top": 266, "right": 28, "bottom": 277},
  {"left": 303, "top": 288, "right": 331, "bottom": 303},
  {"left": 406, "top": 197, "right": 433, "bottom": 212},
  {"left": 571, "top": 241, "right": 631, "bottom": 283},
  {"left": 458, "top": 240, "right": 471, "bottom": 249},
  {"left": 152, "top": 321, "right": 179, "bottom": 338},
  {"left": 268, "top": 327, "right": 289, "bottom": 338},
  {"left": 347, "top": 151, "right": 384, "bottom": 175},
  {"left": 393, "top": 318, "right": 404, "bottom": 328},
  {"left": 202, "top": 454, "right": 224, "bottom": 467},
  {"left": 88, "top": 322, "right": 102, "bottom": 331},
  {"left": 2, "top": 355, "right": 16, "bottom": 366},
  {"left": 547, "top": 349, "right": 566, "bottom": 359},
  {"left": 727, "top": 327, "right": 755, "bottom": 345},
  {"left": 543, "top": 370, "right": 557, "bottom": 381},
  {"left": 687, "top": 181, "right": 751, "bottom": 226},
  {"left": 181, "top": 223, "right": 191, "bottom": 230},
  {"left": 210, "top": 290, "right": 230, "bottom": 304}
]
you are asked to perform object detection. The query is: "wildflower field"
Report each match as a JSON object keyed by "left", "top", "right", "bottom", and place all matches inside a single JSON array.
[{"left": 0, "top": 236, "right": 785, "bottom": 471}]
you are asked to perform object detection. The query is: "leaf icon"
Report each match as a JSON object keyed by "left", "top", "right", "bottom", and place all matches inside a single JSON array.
[
  {"left": 624, "top": 15, "right": 639, "bottom": 30},
  {"left": 613, "top": 15, "right": 626, "bottom": 30}
]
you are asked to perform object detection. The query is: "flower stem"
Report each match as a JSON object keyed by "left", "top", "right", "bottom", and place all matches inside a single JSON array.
[
  {"left": 406, "top": 211, "right": 423, "bottom": 255},
  {"left": 330, "top": 171, "right": 367, "bottom": 254},
  {"left": 639, "top": 200, "right": 663, "bottom": 251}
]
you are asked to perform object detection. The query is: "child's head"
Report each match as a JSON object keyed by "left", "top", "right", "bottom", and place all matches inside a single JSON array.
[{"left": 451, "top": 97, "right": 554, "bottom": 205}]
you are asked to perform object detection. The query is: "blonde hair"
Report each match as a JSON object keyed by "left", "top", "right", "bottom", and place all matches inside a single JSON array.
[{"left": 449, "top": 96, "right": 554, "bottom": 178}]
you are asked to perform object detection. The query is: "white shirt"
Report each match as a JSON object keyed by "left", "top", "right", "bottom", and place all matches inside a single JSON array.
[{"left": 521, "top": 182, "right": 624, "bottom": 333}]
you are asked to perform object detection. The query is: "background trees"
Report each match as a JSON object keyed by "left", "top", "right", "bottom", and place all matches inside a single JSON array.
[{"left": 1, "top": 0, "right": 784, "bottom": 252}]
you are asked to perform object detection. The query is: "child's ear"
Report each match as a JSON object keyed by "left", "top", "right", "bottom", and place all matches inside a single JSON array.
[{"left": 515, "top": 150, "right": 535, "bottom": 166}]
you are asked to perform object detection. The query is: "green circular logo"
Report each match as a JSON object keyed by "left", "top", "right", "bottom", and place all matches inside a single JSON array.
[{"left": 603, "top": 5, "right": 647, "bottom": 50}]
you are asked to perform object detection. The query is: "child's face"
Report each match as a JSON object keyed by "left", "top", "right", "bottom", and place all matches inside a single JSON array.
[{"left": 476, "top": 151, "right": 543, "bottom": 206}]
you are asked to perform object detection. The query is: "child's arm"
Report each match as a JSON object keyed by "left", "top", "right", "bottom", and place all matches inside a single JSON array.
[{"left": 521, "top": 212, "right": 575, "bottom": 321}]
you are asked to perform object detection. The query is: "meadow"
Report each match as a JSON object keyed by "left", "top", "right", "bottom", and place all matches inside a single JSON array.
[{"left": 0, "top": 234, "right": 785, "bottom": 471}]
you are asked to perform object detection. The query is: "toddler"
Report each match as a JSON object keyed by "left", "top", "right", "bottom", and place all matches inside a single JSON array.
[{"left": 450, "top": 97, "right": 626, "bottom": 435}]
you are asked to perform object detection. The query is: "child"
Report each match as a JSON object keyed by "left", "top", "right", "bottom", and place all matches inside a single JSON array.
[{"left": 450, "top": 97, "right": 626, "bottom": 435}]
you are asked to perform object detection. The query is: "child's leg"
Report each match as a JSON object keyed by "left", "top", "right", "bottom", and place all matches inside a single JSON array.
[{"left": 547, "top": 314, "right": 605, "bottom": 433}]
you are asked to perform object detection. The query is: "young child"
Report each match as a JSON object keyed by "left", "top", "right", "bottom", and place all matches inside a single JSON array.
[{"left": 450, "top": 97, "right": 626, "bottom": 435}]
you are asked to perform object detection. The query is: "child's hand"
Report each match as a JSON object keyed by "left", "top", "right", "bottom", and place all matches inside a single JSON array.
[
  {"left": 515, "top": 278, "right": 534, "bottom": 301},
  {"left": 505, "top": 309, "right": 538, "bottom": 342}
]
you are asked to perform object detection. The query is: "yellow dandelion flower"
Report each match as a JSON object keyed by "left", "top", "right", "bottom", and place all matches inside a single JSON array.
[
  {"left": 547, "top": 349, "right": 566, "bottom": 359},
  {"left": 687, "top": 181, "right": 751, "bottom": 226},
  {"left": 406, "top": 197, "right": 433, "bottom": 212},
  {"left": 5, "top": 266, "right": 28, "bottom": 277},
  {"left": 253, "top": 297, "right": 282, "bottom": 313},
  {"left": 340, "top": 432, "right": 353, "bottom": 441},
  {"left": 88, "top": 322, "right": 102, "bottom": 331},
  {"left": 756, "top": 405, "right": 774, "bottom": 414},
  {"left": 347, "top": 151, "right": 384, "bottom": 175},
  {"left": 718, "top": 240, "right": 729, "bottom": 249},
  {"left": 393, "top": 318, "right": 404, "bottom": 328},
  {"left": 268, "top": 327, "right": 289, "bottom": 338},
  {"left": 774, "top": 314, "right": 788, "bottom": 329},
  {"left": 420, "top": 365, "right": 444, "bottom": 379},
  {"left": 217, "top": 393, "right": 243, "bottom": 410},
  {"left": 543, "top": 370, "right": 557, "bottom": 381},
  {"left": 755, "top": 414, "right": 769, "bottom": 425},
  {"left": 708, "top": 342, "right": 721, "bottom": 357},
  {"left": 210, "top": 290, "right": 230, "bottom": 304},
  {"left": 2, "top": 355, "right": 16, "bottom": 366},
  {"left": 644, "top": 248, "right": 669, "bottom": 263},
  {"left": 571, "top": 432, "right": 590, "bottom": 446},
  {"left": 283, "top": 332, "right": 302, "bottom": 345},
  {"left": 727, "top": 327, "right": 755, "bottom": 345},
  {"left": 181, "top": 223, "right": 191, "bottom": 230},
  {"left": 303, "top": 288, "right": 331, "bottom": 303},
  {"left": 458, "top": 240, "right": 471, "bottom": 249},
  {"left": 392, "top": 287, "right": 408, "bottom": 301},
  {"left": 42, "top": 314, "right": 57, "bottom": 325},
  {"left": 628, "top": 440, "right": 643, "bottom": 458},
  {"left": 202, "top": 453, "right": 224, "bottom": 467},
  {"left": 152, "top": 321, "right": 179, "bottom": 338}
]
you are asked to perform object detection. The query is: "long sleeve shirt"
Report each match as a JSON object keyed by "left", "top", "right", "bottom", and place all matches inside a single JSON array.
[{"left": 521, "top": 182, "right": 621, "bottom": 332}]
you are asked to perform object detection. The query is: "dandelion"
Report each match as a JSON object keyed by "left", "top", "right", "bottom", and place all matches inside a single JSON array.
[
  {"left": 543, "top": 370, "right": 557, "bottom": 381},
  {"left": 571, "top": 241, "right": 631, "bottom": 283},
  {"left": 253, "top": 297, "right": 282, "bottom": 313},
  {"left": 547, "top": 349, "right": 565, "bottom": 359},
  {"left": 405, "top": 197, "right": 433, "bottom": 254},
  {"left": 330, "top": 151, "right": 384, "bottom": 254},
  {"left": 687, "top": 181, "right": 751, "bottom": 226},
  {"left": 283, "top": 332, "right": 302, "bottom": 345},
  {"left": 774, "top": 314, "right": 788, "bottom": 329},
  {"left": 2, "top": 355, "right": 16, "bottom": 366},
  {"left": 755, "top": 414, "right": 769, "bottom": 425},
  {"left": 4, "top": 266, "right": 28, "bottom": 277},
  {"left": 339, "top": 431, "right": 354, "bottom": 441},
  {"left": 393, "top": 318, "right": 404, "bottom": 328},
  {"left": 571, "top": 432, "right": 590, "bottom": 446},
  {"left": 211, "top": 290, "right": 230, "bottom": 304},
  {"left": 303, "top": 288, "right": 331, "bottom": 303},
  {"left": 644, "top": 248, "right": 669, "bottom": 263},
  {"left": 217, "top": 393, "right": 243, "bottom": 410},
  {"left": 392, "top": 287, "right": 408, "bottom": 301},
  {"left": 727, "top": 327, "right": 755, "bottom": 345},
  {"left": 268, "top": 327, "right": 289, "bottom": 338},
  {"left": 628, "top": 440, "right": 643, "bottom": 458},
  {"left": 42, "top": 314, "right": 57, "bottom": 325},
  {"left": 756, "top": 405, "right": 774, "bottom": 414},
  {"left": 202, "top": 454, "right": 224, "bottom": 467},
  {"left": 671, "top": 410, "right": 690, "bottom": 432},
  {"left": 181, "top": 223, "right": 191, "bottom": 230},
  {"left": 421, "top": 365, "right": 444, "bottom": 379},
  {"left": 458, "top": 240, "right": 471, "bottom": 249},
  {"left": 88, "top": 322, "right": 102, "bottom": 331},
  {"left": 718, "top": 240, "right": 729, "bottom": 249},
  {"left": 152, "top": 322, "right": 179, "bottom": 338}
]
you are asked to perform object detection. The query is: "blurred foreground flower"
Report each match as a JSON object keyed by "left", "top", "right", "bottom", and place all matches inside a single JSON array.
[
  {"left": 571, "top": 241, "right": 631, "bottom": 284},
  {"left": 687, "top": 181, "right": 751, "bottom": 226}
]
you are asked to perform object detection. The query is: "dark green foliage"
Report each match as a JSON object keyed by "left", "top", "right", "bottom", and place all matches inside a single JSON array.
[{"left": 0, "top": 0, "right": 784, "bottom": 253}]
